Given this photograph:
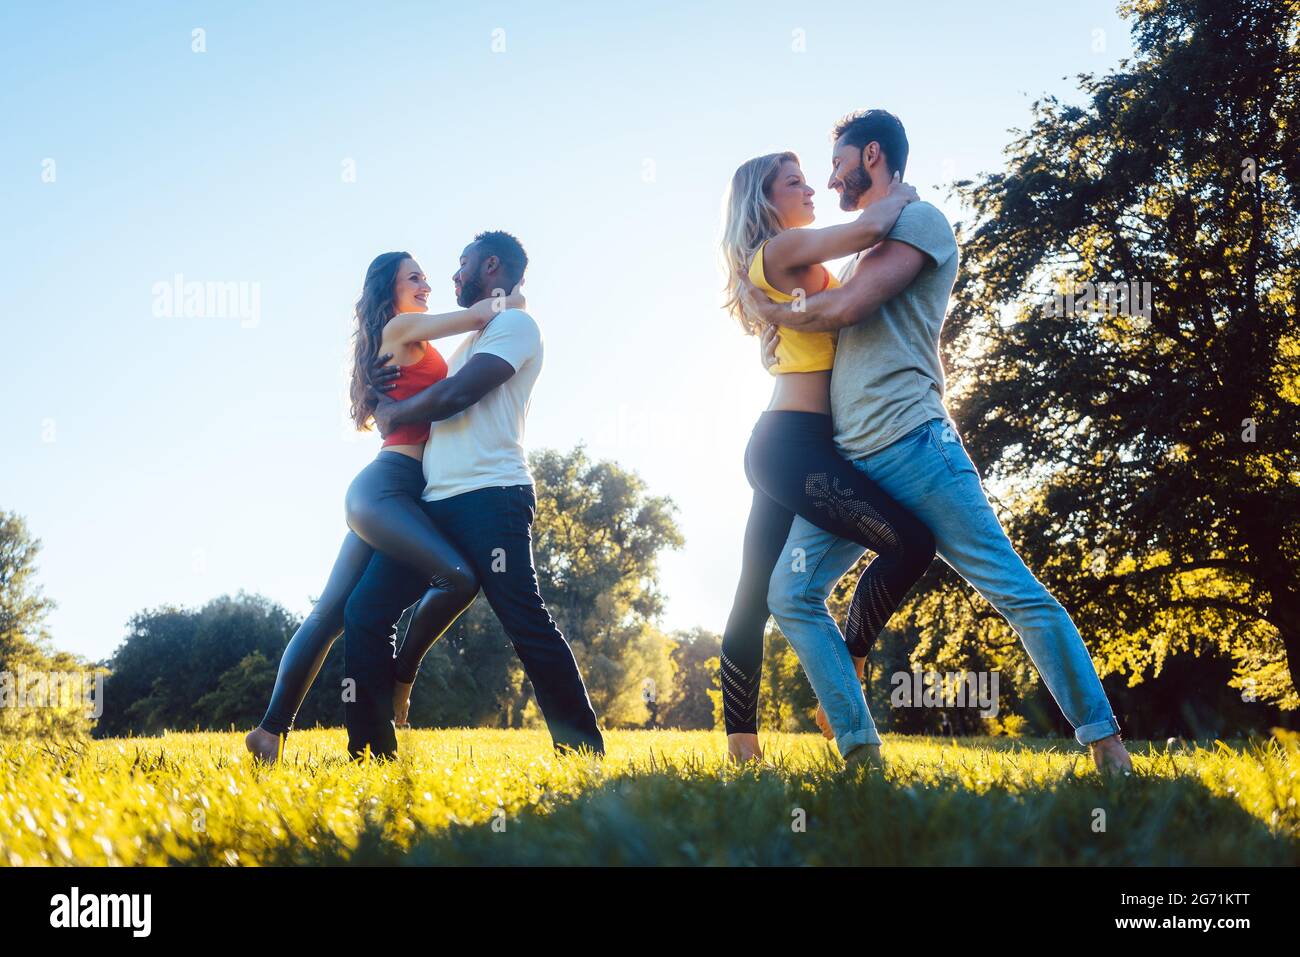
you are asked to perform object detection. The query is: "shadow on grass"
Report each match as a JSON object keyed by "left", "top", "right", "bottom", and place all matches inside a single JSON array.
[{"left": 284, "top": 737, "right": 1300, "bottom": 867}]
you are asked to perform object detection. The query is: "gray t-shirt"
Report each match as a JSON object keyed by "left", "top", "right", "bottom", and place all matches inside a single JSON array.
[{"left": 830, "top": 200, "right": 959, "bottom": 458}]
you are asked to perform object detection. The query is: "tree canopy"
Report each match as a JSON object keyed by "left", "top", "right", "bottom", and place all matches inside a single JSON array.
[{"left": 903, "top": 0, "right": 1298, "bottom": 720}]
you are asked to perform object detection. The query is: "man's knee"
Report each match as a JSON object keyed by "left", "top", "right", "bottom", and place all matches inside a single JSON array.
[
  {"left": 343, "top": 590, "right": 391, "bottom": 650},
  {"left": 767, "top": 564, "right": 809, "bottom": 619},
  {"left": 983, "top": 561, "right": 1066, "bottom": 620}
]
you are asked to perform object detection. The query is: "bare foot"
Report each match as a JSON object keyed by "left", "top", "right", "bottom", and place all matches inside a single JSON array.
[
  {"left": 245, "top": 727, "right": 283, "bottom": 764},
  {"left": 843, "top": 743, "right": 884, "bottom": 773},
  {"left": 1089, "top": 734, "right": 1134, "bottom": 776},
  {"left": 393, "top": 681, "right": 414, "bottom": 728},
  {"left": 726, "top": 732, "right": 763, "bottom": 765},
  {"left": 814, "top": 703, "right": 834, "bottom": 740}
]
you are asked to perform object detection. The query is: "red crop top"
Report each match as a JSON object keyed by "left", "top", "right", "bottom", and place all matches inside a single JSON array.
[{"left": 380, "top": 343, "right": 449, "bottom": 448}]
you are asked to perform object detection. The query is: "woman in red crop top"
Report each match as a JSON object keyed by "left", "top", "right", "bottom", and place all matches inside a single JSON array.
[{"left": 247, "top": 251, "right": 522, "bottom": 762}]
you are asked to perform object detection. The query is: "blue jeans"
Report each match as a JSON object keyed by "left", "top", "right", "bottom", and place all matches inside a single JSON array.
[{"left": 767, "top": 417, "right": 1121, "bottom": 756}]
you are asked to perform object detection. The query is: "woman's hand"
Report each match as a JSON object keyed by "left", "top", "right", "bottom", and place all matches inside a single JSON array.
[
  {"left": 884, "top": 171, "right": 919, "bottom": 207},
  {"left": 855, "top": 171, "right": 918, "bottom": 240},
  {"left": 467, "top": 281, "right": 526, "bottom": 327}
]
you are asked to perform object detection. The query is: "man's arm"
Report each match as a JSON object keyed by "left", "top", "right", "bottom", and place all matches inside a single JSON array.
[
  {"left": 368, "top": 352, "right": 516, "bottom": 436},
  {"left": 738, "top": 240, "right": 928, "bottom": 333}
]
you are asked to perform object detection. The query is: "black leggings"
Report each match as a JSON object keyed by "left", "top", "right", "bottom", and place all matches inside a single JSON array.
[
  {"left": 258, "top": 451, "right": 478, "bottom": 736},
  {"left": 720, "top": 411, "right": 935, "bottom": 736}
]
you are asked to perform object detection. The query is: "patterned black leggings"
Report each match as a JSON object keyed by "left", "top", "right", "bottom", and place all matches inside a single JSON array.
[{"left": 720, "top": 411, "right": 935, "bottom": 735}]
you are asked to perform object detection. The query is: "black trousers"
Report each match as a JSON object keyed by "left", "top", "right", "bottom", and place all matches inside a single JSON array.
[
  {"left": 720, "top": 411, "right": 935, "bottom": 735},
  {"left": 258, "top": 452, "right": 477, "bottom": 738},
  {"left": 343, "top": 483, "right": 604, "bottom": 758}
]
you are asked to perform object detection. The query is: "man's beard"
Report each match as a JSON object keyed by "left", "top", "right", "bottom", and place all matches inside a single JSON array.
[
  {"left": 456, "top": 275, "right": 485, "bottom": 308},
  {"left": 839, "top": 165, "right": 872, "bottom": 210}
]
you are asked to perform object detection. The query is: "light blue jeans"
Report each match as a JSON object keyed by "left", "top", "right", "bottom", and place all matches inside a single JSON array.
[{"left": 767, "top": 417, "right": 1121, "bottom": 757}]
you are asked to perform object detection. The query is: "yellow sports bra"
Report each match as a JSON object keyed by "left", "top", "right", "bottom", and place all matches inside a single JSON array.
[{"left": 749, "top": 241, "right": 838, "bottom": 374}]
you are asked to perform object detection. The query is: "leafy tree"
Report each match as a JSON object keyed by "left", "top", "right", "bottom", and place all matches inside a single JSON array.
[
  {"left": 193, "top": 651, "right": 279, "bottom": 730},
  {"left": 0, "top": 510, "right": 55, "bottom": 663},
  {"left": 98, "top": 593, "right": 297, "bottom": 736},
  {"left": 900, "top": 0, "right": 1299, "bottom": 724},
  {"left": 474, "top": 446, "right": 684, "bottom": 728},
  {"left": 659, "top": 627, "right": 721, "bottom": 730},
  {"left": 756, "top": 628, "right": 819, "bottom": 733},
  {"left": 0, "top": 511, "right": 100, "bottom": 738}
]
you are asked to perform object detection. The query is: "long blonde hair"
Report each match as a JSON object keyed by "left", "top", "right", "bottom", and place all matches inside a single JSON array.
[{"left": 719, "top": 150, "right": 798, "bottom": 335}]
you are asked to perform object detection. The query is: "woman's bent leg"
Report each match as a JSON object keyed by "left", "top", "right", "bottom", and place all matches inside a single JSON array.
[
  {"left": 749, "top": 412, "right": 936, "bottom": 661},
  {"left": 345, "top": 461, "right": 479, "bottom": 697}
]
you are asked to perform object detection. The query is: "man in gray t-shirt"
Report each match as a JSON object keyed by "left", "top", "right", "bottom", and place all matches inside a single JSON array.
[
  {"left": 739, "top": 109, "right": 1131, "bottom": 776},
  {"left": 830, "top": 199, "right": 958, "bottom": 458}
]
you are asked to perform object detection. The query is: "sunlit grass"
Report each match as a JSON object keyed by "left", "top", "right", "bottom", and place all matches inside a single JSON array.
[{"left": 1, "top": 730, "right": 1296, "bottom": 865}]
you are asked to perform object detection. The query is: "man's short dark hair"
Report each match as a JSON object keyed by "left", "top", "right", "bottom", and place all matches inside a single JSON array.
[
  {"left": 472, "top": 230, "right": 528, "bottom": 288},
  {"left": 832, "top": 109, "right": 909, "bottom": 177}
]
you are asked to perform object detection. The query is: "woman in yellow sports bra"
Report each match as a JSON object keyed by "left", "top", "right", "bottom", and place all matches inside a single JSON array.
[{"left": 717, "top": 151, "right": 937, "bottom": 764}]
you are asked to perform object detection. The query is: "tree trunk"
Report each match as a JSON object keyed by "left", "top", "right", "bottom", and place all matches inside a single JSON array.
[
  {"left": 1269, "top": 592, "right": 1300, "bottom": 700},
  {"left": 509, "top": 683, "right": 531, "bottom": 729}
]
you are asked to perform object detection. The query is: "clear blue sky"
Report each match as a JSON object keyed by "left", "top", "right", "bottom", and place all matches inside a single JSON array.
[{"left": 1, "top": 1, "right": 1134, "bottom": 662}]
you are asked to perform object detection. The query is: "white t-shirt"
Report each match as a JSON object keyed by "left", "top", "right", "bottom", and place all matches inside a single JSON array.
[{"left": 421, "top": 308, "right": 542, "bottom": 501}]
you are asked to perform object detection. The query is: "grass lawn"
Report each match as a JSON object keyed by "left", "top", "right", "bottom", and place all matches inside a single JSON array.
[{"left": 2, "top": 729, "right": 1297, "bottom": 865}]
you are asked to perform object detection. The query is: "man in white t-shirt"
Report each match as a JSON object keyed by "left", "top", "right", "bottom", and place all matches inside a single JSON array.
[{"left": 344, "top": 231, "right": 604, "bottom": 757}]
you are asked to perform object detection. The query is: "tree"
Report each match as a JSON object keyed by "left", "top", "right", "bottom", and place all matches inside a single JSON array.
[
  {"left": 497, "top": 446, "right": 684, "bottom": 727},
  {"left": 923, "top": 0, "right": 1299, "bottom": 714},
  {"left": 193, "top": 651, "right": 279, "bottom": 730},
  {"left": 98, "top": 593, "right": 298, "bottom": 736},
  {"left": 0, "top": 511, "right": 99, "bottom": 738},
  {"left": 0, "top": 510, "right": 55, "bottom": 663},
  {"left": 659, "top": 628, "right": 722, "bottom": 730}
]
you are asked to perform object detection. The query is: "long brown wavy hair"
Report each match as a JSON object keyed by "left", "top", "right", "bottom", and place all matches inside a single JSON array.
[{"left": 349, "top": 250, "right": 412, "bottom": 430}]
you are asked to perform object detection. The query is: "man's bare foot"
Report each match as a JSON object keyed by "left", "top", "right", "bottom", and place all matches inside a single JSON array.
[
  {"left": 1089, "top": 734, "right": 1134, "bottom": 776},
  {"left": 245, "top": 727, "right": 282, "bottom": 764},
  {"left": 393, "top": 681, "right": 414, "bottom": 728},
  {"left": 727, "top": 732, "right": 763, "bottom": 764},
  {"left": 843, "top": 743, "right": 884, "bottom": 773}
]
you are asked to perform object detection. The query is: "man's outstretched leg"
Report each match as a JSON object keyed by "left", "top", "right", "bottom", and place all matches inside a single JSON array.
[
  {"left": 860, "top": 419, "right": 1132, "bottom": 774},
  {"left": 425, "top": 486, "right": 604, "bottom": 755}
]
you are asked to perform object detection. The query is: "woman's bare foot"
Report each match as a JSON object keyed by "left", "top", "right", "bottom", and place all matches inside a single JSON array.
[
  {"left": 393, "top": 681, "right": 414, "bottom": 728},
  {"left": 843, "top": 743, "right": 884, "bottom": 773},
  {"left": 727, "top": 732, "right": 763, "bottom": 764},
  {"left": 245, "top": 727, "right": 283, "bottom": 764},
  {"left": 1089, "top": 734, "right": 1134, "bottom": 776},
  {"left": 813, "top": 704, "right": 834, "bottom": 740}
]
